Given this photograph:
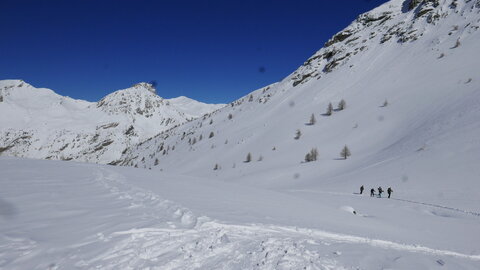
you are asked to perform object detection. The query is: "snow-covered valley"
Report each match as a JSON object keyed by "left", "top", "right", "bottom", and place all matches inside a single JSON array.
[
  {"left": 1, "top": 158, "right": 479, "bottom": 269},
  {"left": 1, "top": 0, "right": 480, "bottom": 268}
]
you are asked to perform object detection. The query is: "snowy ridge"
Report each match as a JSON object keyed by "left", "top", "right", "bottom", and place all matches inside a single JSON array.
[
  {"left": 121, "top": 0, "right": 480, "bottom": 187},
  {"left": 0, "top": 80, "right": 224, "bottom": 164}
]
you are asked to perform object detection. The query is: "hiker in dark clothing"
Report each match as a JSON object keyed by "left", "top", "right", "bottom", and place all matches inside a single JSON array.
[
  {"left": 387, "top": 187, "right": 393, "bottom": 198},
  {"left": 378, "top": 186, "right": 384, "bottom": 198},
  {"left": 370, "top": 188, "right": 375, "bottom": 197},
  {"left": 360, "top": 185, "right": 364, "bottom": 194}
]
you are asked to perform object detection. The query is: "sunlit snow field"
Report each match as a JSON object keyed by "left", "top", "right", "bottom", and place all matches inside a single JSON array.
[{"left": 1, "top": 158, "right": 479, "bottom": 269}]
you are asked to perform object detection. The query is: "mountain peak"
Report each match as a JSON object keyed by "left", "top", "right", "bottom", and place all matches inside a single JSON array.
[
  {"left": 131, "top": 82, "right": 156, "bottom": 94},
  {"left": 0, "top": 79, "right": 32, "bottom": 90}
]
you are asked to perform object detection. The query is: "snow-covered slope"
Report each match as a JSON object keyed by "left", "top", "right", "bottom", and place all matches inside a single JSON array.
[
  {"left": 1, "top": 157, "right": 479, "bottom": 269},
  {"left": 121, "top": 0, "right": 480, "bottom": 210},
  {"left": 0, "top": 80, "right": 224, "bottom": 164}
]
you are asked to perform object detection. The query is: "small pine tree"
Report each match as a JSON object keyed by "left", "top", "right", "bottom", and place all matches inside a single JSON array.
[
  {"left": 383, "top": 99, "right": 388, "bottom": 107},
  {"left": 248, "top": 95, "right": 254, "bottom": 102},
  {"left": 309, "top": 114, "right": 316, "bottom": 125},
  {"left": 209, "top": 131, "right": 214, "bottom": 138},
  {"left": 192, "top": 137, "right": 197, "bottom": 144},
  {"left": 213, "top": 163, "right": 219, "bottom": 170},
  {"left": 294, "top": 129, "right": 302, "bottom": 140},
  {"left": 228, "top": 113, "right": 233, "bottom": 120},
  {"left": 338, "top": 99, "right": 346, "bottom": 110},
  {"left": 245, "top": 152, "right": 252, "bottom": 163},
  {"left": 209, "top": 119, "right": 213, "bottom": 125},
  {"left": 340, "top": 145, "right": 351, "bottom": 159},
  {"left": 154, "top": 158, "right": 159, "bottom": 166},
  {"left": 326, "top": 103, "right": 333, "bottom": 116},
  {"left": 304, "top": 148, "right": 318, "bottom": 162},
  {"left": 199, "top": 134, "right": 203, "bottom": 141}
]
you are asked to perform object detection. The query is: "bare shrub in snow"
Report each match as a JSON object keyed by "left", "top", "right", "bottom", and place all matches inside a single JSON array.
[{"left": 209, "top": 132, "right": 214, "bottom": 138}]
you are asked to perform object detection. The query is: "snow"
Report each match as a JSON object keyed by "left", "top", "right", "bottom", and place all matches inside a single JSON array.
[
  {"left": 2, "top": 0, "right": 480, "bottom": 268},
  {"left": 0, "top": 80, "right": 224, "bottom": 164},
  {"left": 1, "top": 157, "right": 479, "bottom": 269}
]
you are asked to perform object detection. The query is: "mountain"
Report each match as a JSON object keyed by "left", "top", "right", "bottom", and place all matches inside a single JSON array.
[
  {"left": 2, "top": 1, "right": 480, "bottom": 268},
  {"left": 0, "top": 80, "right": 224, "bottom": 164},
  {"left": 120, "top": 0, "right": 480, "bottom": 199}
]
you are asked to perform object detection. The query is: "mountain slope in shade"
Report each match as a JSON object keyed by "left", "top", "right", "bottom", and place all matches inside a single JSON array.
[{"left": 0, "top": 80, "right": 224, "bottom": 164}]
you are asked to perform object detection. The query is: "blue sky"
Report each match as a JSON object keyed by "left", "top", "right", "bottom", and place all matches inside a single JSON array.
[{"left": 0, "top": 0, "right": 389, "bottom": 103}]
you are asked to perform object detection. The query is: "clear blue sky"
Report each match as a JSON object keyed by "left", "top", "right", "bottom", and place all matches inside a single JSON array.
[{"left": 0, "top": 0, "right": 388, "bottom": 103}]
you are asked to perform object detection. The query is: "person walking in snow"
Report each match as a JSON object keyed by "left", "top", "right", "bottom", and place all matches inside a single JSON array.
[
  {"left": 378, "top": 186, "right": 384, "bottom": 198},
  {"left": 360, "top": 185, "right": 364, "bottom": 195},
  {"left": 370, "top": 188, "right": 375, "bottom": 197},
  {"left": 387, "top": 187, "right": 393, "bottom": 198}
]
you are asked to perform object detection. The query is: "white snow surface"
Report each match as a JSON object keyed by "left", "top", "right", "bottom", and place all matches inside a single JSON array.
[
  {"left": 0, "top": 80, "right": 224, "bottom": 164},
  {"left": 0, "top": 157, "right": 479, "bottom": 269},
  {"left": 2, "top": 0, "right": 480, "bottom": 268}
]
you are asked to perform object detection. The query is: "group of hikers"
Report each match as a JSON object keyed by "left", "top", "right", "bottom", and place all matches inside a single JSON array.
[{"left": 359, "top": 185, "right": 393, "bottom": 198}]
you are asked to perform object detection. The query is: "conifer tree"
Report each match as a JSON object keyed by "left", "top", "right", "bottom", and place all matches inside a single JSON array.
[
  {"left": 309, "top": 113, "right": 316, "bottom": 125},
  {"left": 338, "top": 99, "right": 346, "bottom": 110},
  {"left": 326, "top": 103, "right": 333, "bottom": 116},
  {"left": 340, "top": 145, "right": 351, "bottom": 159},
  {"left": 304, "top": 148, "right": 318, "bottom": 162},
  {"left": 245, "top": 152, "right": 252, "bottom": 163}
]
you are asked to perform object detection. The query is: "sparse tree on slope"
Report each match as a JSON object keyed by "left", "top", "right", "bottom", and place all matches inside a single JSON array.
[
  {"left": 340, "top": 145, "right": 351, "bottom": 160},
  {"left": 338, "top": 99, "right": 346, "bottom": 111},
  {"left": 326, "top": 103, "right": 333, "bottom": 116},
  {"left": 305, "top": 148, "right": 318, "bottom": 162},
  {"left": 309, "top": 114, "right": 316, "bottom": 125},
  {"left": 245, "top": 152, "right": 252, "bottom": 163},
  {"left": 294, "top": 129, "right": 302, "bottom": 140}
]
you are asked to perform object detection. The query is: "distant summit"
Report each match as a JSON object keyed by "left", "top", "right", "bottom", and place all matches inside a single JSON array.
[{"left": 0, "top": 80, "right": 224, "bottom": 164}]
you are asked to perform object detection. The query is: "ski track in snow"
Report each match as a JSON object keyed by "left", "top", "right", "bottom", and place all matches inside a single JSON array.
[
  {"left": 289, "top": 189, "right": 480, "bottom": 218},
  {"left": 70, "top": 168, "right": 480, "bottom": 269}
]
